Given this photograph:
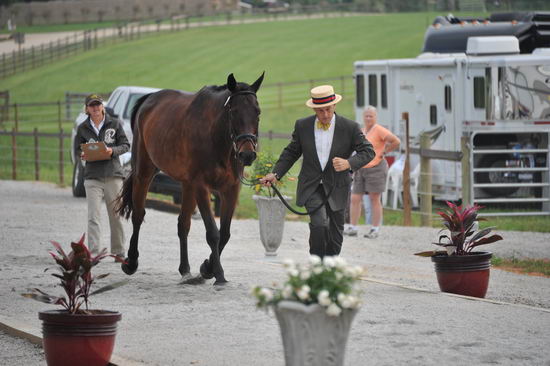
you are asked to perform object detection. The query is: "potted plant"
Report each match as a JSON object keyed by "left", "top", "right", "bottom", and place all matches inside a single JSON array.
[
  {"left": 415, "top": 201, "right": 503, "bottom": 298},
  {"left": 251, "top": 150, "right": 294, "bottom": 256},
  {"left": 22, "top": 234, "right": 127, "bottom": 366},
  {"left": 252, "top": 255, "right": 364, "bottom": 366}
]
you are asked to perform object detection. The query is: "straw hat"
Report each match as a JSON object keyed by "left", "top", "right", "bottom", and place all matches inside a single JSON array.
[{"left": 305, "top": 85, "right": 342, "bottom": 108}]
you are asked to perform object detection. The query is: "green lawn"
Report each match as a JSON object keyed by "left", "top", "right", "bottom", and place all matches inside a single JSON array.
[{"left": 2, "top": 13, "right": 428, "bottom": 103}]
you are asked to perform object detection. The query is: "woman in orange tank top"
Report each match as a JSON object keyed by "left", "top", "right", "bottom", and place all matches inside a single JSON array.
[{"left": 344, "top": 106, "right": 400, "bottom": 238}]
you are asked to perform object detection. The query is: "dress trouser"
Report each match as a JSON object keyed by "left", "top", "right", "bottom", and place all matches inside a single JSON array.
[
  {"left": 84, "top": 177, "right": 125, "bottom": 255},
  {"left": 305, "top": 184, "right": 345, "bottom": 257}
]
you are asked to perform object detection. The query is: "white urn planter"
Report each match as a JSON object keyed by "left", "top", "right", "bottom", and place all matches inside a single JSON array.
[
  {"left": 274, "top": 300, "right": 358, "bottom": 366},
  {"left": 252, "top": 195, "right": 287, "bottom": 256}
]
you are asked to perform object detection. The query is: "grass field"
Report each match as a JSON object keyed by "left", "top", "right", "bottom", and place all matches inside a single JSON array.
[{"left": 1, "top": 12, "right": 549, "bottom": 232}]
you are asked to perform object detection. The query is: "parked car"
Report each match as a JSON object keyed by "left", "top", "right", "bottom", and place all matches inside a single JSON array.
[{"left": 70, "top": 86, "right": 183, "bottom": 203}]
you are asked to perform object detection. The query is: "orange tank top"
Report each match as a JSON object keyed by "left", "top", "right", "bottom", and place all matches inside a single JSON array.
[{"left": 363, "top": 124, "right": 392, "bottom": 169}]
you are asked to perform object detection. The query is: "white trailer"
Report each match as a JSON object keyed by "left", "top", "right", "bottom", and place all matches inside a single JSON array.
[{"left": 353, "top": 12, "right": 550, "bottom": 215}]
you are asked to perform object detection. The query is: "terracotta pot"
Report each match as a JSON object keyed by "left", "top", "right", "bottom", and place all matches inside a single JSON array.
[
  {"left": 39, "top": 310, "right": 121, "bottom": 366},
  {"left": 431, "top": 251, "right": 492, "bottom": 298},
  {"left": 274, "top": 301, "right": 357, "bottom": 366}
]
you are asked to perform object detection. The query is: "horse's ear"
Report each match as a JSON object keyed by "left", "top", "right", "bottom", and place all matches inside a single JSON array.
[
  {"left": 251, "top": 71, "right": 265, "bottom": 93},
  {"left": 227, "top": 73, "right": 237, "bottom": 92}
]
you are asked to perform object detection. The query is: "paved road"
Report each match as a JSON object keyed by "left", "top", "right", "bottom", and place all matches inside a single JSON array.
[{"left": 1, "top": 181, "right": 549, "bottom": 365}]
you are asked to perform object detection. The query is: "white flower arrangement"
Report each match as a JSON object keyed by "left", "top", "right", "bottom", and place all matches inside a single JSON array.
[{"left": 252, "top": 255, "right": 364, "bottom": 317}]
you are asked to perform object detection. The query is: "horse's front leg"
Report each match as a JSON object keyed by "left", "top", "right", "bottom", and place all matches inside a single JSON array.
[
  {"left": 196, "top": 188, "right": 226, "bottom": 285},
  {"left": 218, "top": 184, "right": 239, "bottom": 256},
  {"left": 177, "top": 183, "right": 195, "bottom": 280},
  {"left": 200, "top": 185, "right": 239, "bottom": 282}
]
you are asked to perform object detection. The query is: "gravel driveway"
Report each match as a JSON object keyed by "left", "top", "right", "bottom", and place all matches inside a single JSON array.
[{"left": 1, "top": 180, "right": 549, "bottom": 366}]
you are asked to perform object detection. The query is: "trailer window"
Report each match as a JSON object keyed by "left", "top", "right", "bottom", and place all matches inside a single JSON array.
[
  {"left": 473, "top": 77, "right": 485, "bottom": 109},
  {"left": 355, "top": 74, "right": 365, "bottom": 108},
  {"left": 444, "top": 85, "right": 452, "bottom": 111},
  {"left": 430, "top": 105, "right": 437, "bottom": 125},
  {"left": 381, "top": 74, "right": 387, "bottom": 109},
  {"left": 368, "top": 74, "right": 377, "bottom": 107}
]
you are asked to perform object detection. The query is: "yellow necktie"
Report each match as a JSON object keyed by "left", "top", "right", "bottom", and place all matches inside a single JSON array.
[{"left": 317, "top": 121, "right": 330, "bottom": 131}]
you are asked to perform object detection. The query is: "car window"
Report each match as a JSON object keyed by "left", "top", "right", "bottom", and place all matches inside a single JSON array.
[
  {"left": 107, "top": 89, "right": 122, "bottom": 108},
  {"left": 124, "top": 93, "right": 147, "bottom": 120},
  {"left": 114, "top": 89, "right": 128, "bottom": 117}
]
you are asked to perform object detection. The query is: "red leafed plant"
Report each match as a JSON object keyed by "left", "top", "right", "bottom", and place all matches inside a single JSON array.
[
  {"left": 22, "top": 234, "right": 127, "bottom": 314},
  {"left": 415, "top": 201, "right": 503, "bottom": 257}
]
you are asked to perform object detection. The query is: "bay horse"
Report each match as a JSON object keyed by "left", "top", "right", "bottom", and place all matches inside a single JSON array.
[{"left": 115, "top": 73, "right": 264, "bottom": 285}]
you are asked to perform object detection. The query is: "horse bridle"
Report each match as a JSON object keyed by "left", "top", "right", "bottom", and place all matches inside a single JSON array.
[{"left": 224, "top": 90, "right": 258, "bottom": 155}]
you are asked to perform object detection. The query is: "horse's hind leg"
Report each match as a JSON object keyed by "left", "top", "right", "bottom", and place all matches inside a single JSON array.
[
  {"left": 196, "top": 187, "right": 226, "bottom": 284},
  {"left": 177, "top": 182, "right": 195, "bottom": 279},
  {"left": 122, "top": 155, "right": 157, "bottom": 275}
]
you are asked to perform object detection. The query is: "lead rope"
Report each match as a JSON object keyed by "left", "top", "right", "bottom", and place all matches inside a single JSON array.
[{"left": 238, "top": 171, "right": 335, "bottom": 216}]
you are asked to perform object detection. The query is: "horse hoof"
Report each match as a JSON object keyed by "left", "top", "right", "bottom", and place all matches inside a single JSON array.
[
  {"left": 180, "top": 274, "right": 206, "bottom": 285},
  {"left": 214, "top": 279, "right": 228, "bottom": 286},
  {"left": 199, "top": 260, "right": 214, "bottom": 280},
  {"left": 121, "top": 258, "right": 138, "bottom": 275}
]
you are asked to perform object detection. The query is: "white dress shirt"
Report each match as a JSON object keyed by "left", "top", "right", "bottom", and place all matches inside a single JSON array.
[
  {"left": 314, "top": 113, "right": 336, "bottom": 171},
  {"left": 89, "top": 116, "right": 105, "bottom": 137}
]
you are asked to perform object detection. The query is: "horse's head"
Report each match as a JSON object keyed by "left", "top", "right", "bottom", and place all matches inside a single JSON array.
[{"left": 225, "top": 72, "right": 264, "bottom": 166}]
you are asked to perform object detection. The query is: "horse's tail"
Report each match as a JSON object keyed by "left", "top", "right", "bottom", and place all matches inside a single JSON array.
[
  {"left": 115, "top": 93, "right": 153, "bottom": 219},
  {"left": 115, "top": 171, "right": 134, "bottom": 220}
]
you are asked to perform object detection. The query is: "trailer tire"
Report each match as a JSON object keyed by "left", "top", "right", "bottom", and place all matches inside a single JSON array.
[
  {"left": 477, "top": 154, "right": 519, "bottom": 197},
  {"left": 72, "top": 158, "right": 86, "bottom": 198}
]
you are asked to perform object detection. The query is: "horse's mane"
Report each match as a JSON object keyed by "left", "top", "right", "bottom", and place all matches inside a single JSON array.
[{"left": 188, "top": 82, "right": 253, "bottom": 117}]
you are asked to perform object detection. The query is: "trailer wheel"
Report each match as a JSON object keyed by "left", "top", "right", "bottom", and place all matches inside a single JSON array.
[
  {"left": 72, "top": 158, "right": 86, "bottom": 197},
  {"left": 477, "top": 154, "right": 519, "bottom": 197}
]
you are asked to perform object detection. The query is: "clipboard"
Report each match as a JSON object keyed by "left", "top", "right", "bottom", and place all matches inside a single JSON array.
[{"left": 81, "top": 142, "right": 110, "bottom": 162}]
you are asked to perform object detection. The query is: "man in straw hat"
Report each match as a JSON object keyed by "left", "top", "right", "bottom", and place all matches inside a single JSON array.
[{"left": 260, "top": 85, "right": 374, "bottom": 257}]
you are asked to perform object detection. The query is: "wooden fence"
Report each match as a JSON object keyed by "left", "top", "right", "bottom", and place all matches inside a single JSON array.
[
  {"left": 0, "top": 129, "right": 290, "bottom": 186},
  {"left": 0, "top": 129, "right": 71, "bottom": 184},
  {"left": 0, "top": 75, "right": 354, "bottom": 131}
]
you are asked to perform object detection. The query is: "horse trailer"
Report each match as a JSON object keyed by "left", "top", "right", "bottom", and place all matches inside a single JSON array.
[{"left": 354, "top": 12, "right": 550, "bottom": 215}]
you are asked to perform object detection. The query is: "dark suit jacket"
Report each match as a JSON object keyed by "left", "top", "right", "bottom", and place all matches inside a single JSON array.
[{"left": 273, "top": 114, "right": 374, "bottom": 211}]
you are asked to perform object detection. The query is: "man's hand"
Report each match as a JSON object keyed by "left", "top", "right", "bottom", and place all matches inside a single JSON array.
[
  {"left": 259, "top": 173, "right": 278, "bottom": 187},
  {"left": 332, "top": 157, "right": 350, "bottom": 172},
  {"left": 80, "top": 152, "right": 87, "bottom": 161},
  {"left": 107, "top": 147, "right": 113, "bottom": 156}
]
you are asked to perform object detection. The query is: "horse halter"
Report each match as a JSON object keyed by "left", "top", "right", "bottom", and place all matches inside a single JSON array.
[{"left": 224, "top": 90, "right": 259, "bottom": 155}]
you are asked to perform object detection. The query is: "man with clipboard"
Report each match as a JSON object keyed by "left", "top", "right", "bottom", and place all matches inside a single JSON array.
[{"left": 74, "top": 94, "right": 130, "bottom": 257}]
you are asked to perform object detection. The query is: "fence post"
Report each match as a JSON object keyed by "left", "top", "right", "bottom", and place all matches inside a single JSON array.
[
  {"left": 461, "top": 135, "right": 472, "bottom": 206},
  {"left": 34, "top": 128, "right": 40, "bottom": 181},
  {"left": 59, "top": 129, "right": 64, "bottom": 185},
  {"left": 11, "top": 128, "right": 17, "bottom": 180},
  {"left": 419, "top": 133, "right": 432, "bottom": 227},
  {"left": 14, "top": 103, "right": 19, "bottom": 131},
  {"left": 402, "top": 112, "right": 412, "bottom": 226},
  {"left": 57, "top": 100, "right": 62, "bottom": 130}
]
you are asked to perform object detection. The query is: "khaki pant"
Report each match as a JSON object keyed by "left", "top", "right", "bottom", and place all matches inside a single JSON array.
[{"left": 84, "top": 177, "right": 125, "bottom": 255}]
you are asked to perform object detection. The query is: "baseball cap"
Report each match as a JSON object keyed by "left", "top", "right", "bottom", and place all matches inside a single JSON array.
[{"left": 85, "top": 94, "right": 103, "bottom": 106}]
